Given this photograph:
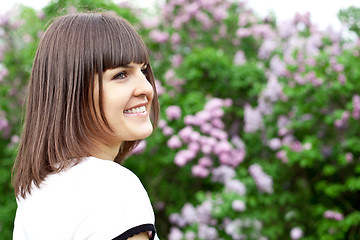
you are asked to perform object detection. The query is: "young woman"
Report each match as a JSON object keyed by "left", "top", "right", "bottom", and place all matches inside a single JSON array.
[{"left": 12, "top": 11, "right": 160, "bottom": 240}]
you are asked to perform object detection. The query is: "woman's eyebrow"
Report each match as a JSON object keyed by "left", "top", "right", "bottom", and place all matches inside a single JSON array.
[
  {"left": 119, "top": 63, "right": 146, "bottom": 69},
  {"left": 119, "top": 64, "right": 134, "bottom": 69}
]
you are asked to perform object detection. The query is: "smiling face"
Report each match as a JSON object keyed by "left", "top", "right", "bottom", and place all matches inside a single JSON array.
[{"left": 92, "top": 62, "right": 154, "bottom": 158}]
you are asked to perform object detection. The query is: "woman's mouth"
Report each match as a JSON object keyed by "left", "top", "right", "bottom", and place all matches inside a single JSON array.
[{"left": 123, "top": 105, "right": 147, "bottom": 114}]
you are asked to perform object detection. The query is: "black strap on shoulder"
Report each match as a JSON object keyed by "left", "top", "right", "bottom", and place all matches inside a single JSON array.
[{"left": 112, "top": 224, "right": 156, "bottom": 240}]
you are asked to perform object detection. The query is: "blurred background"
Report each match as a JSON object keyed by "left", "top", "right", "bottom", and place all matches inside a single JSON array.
[{"left": 1, "top": 0, "right": 360, "bottom": 239}]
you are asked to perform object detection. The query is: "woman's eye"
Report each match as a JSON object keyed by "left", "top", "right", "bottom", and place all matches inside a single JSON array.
[
  {"left": 141, "top": 65, "right": 148, "bottom": 75},
  {"left": 112, "top": 72, "right": 127, "bottom": 80}
]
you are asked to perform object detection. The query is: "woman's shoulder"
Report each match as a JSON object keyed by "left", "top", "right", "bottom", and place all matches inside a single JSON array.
[
  {"left": 14, "top": 156, "right": 155, "bottom": 240},
  {"left": 75, "top": 156, "right": 139, "bottom": 181},
  {"left": 18, "top": 156, "right": 143, "bottom": 205}
]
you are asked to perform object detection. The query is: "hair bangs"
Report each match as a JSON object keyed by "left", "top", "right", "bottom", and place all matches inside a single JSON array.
[{"left": 96, "top": 14, "right": 149, "bottom": 71}]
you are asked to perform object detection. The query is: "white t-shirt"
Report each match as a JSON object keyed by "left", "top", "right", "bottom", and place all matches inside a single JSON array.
[{"left": 13, "top": 156, "right": 159, "bottom": 240}]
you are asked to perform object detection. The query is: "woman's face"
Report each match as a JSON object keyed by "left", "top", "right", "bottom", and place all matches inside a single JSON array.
[{"left": 94, "top": 62, "right": 154, "bottom": 146}]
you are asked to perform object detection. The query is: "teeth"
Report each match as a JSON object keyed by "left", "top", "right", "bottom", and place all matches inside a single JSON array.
[{"left": 124, "top": 106, "right": 146, "bottom": 114}]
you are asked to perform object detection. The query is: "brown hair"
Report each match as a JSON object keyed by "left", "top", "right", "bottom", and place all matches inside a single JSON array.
[{"left": 12, "top": 11, "right": 159, "bottom": 198}]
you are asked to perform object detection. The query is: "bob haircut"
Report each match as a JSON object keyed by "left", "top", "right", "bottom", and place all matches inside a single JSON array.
[{"left": 12, "top": 11, "right": 159, "bottom": 199}]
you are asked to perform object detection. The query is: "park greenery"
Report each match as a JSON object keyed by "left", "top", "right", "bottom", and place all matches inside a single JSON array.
[{"left": 1, "top": 0, "right": 360, "bottom": 239}]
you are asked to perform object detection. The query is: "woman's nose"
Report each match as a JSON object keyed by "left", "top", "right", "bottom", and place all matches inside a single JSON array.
[{"left": 133, "top": 70, "right": 154, "bottom": 99}]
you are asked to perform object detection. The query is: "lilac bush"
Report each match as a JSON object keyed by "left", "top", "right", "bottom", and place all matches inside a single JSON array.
[{"left": 132, "top": 0, "right": 360, "bottom": 239}]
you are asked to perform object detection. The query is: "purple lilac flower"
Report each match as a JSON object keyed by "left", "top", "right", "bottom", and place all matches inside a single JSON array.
[
  {"left": 187, "top": 142, "right": 199, "bottom": 152},
  {"left": 282, "top": 135, "right": 295, "bottom": 146},
  {"left": 261, "top": 73, "right": 284, "bottom": 103},
  {"left": 276, "top": 150, "right": 289, "bottom": 163},
  {"left": 232, "top": 200, "right": 246, "bottom": 212},
  {"left": 172, "top": 13, "right": 191, "bottom": 29},
  {"left": 214, "top": 140, "right": 232, "bottom": 155},
  {"left": 166, "top": 105, "right": 182, "bottom": 120},
  {"left": 294, "top": 12, "right": 311, "bottom": 27},
  {"left": 169, "top": 213, "right": 186, "bottom": 227},
  {"left": 10, "top": 135, "right": 20, "bottom": 145},
  {"left": 211, "top": 7, "right": 228, "bottom": 22},
  {"left": 233, "top": 50, "right": 246, "bottom": 65},
  {"left": 200, "top": 136, "right": 217, "bottom": 147},
  {"left": 196, "top": 110, "right": 211, "bottom": 123},
  {"left": 192, "top": 165, "right": 210, "bottom": 178},
  {"left": 168, "top": 227, "right": 183, "bottom": 240},
  {"left": 195, "top": 11, "right": 214, "bottom": 30},
  {"left": 184, "top": 2, "right": 200, "bottom": 16},
  {"left": 163, "top": 126, "right": 174, "bottom": 136},
  {"left": 181, "top": 203, "right": 198, "bottom": 224},
  {"left": 332, "top": 63, "right": 344, "bottom": 73},
  {"left": 184, "top": 115, "right": 199, "bottom": 126},
  {"left": 165, "top": 69, "right": 175, "bottom": 81},
  {"left": 219, "top": 24, "right": 227, "bottom": 37},
  {"left": 338, "top": 73, "right": 346, "bottom": 84},
  {"left": 131, "top": 140, "right": 147, "bottom": 155},
  {"left": 171, "top": 33, "right": 181, "bottom": 46},
  {"left": 258, "top": 39, "right": 277, "bottom": 59},
  {"left": 224, "top": 219, "right": 244, "bottom": 239},
  {"left": 198, "top": 156, "right": 213, "bottom": 167},
  {"left": 277, "top": 20, "right": 296, "bottom": 38},
  {"left": 324, "top": 210, "right": 344, "bottom": 221},
  {"left": 162, "top": 3, "right": 175, "bottom": 20},
  {"left": 0, "top": 68, "right": 9, "bottom": 82},
  {"left": 172, "top": 0, "right": 187, "bottom": 6},
  {"left": 270, "top": 55, "right": 287, "bottom": 77},
  {"left": 231, "top": 149, "right": 245, "bottom": 166},
  {"left": 211, "top": 165, "right": 236, "bottom": 183},
  {"left": 174, "top": 149, "right": 196, "bottom": 166},
  {"left": 353, "top": 95, "right": 360, "bottom": 119},
  {"left": 185, "top": 231, "right": 196, "bottom": 240},
  {"left": 249, "top": 164, "right": 273, "bottom": 193},
  {"left": 268, "top": 138, "right": 282, "bottom": 150},
  {"left": 306, "top": 33, "right": 322, "bottom": 56},
  {"left": 22, "top": 34, "right": 32, "bottom": 43},
  {"left": 200, "top": 123, "right": 213, "bottom": 134},
  {"left": 204, "top": 98, "right": 223, "bottom": 110},
  {"left": 291, "top": 141, "right": 303, "bottom": 152},
  {"left": 209, "top": 128, "right": 227, "bottom": 140},
  {"left": 67, "top": 6, "right": 78, "bottom": 14},
  {"left": 189, "top": 131, "right": 201, "bottom": 142},
  {"left": 252, "top": 24, "right": 276, "bottom": 39},
  {"left": 244, "top": 104, "right": 263, "bottom": 132},
  {"left": 141, "top": 17, "right": 159, "bottom": 29},
  {"left": 149, "top": 30, "right": 169, "bottom": 43},
  {"left": 210, "top": 108, "right": 224, "bottom": 118},
  {"left": 198, "top": 224, "right": 218, "bottom": 240},
  {"left": 158, "top": 119, "right": 167, "bottom": 129},
  {"left": 178, "top": 126, "right": 194, "bottom": 143},
  {"left": 167, "top": 135, "right": 182, "bottom": 149},
  {"left": 231, "top": 135, "right": 245, "bottom": 150},
  {"left": 345, "top": 153, "right": 353, "bottom": 163},
  {"left": 201, "top": 144, "right": 212, "bottom": 155},
  {"left": 334, "top": 111, "right": 350, "bottom": 128},
  {"left": 0, "top": 117, "right": 10, "bottom": 137},
  {"left": 290, "top": 227, "right": 303, "bottom": 240},
  {"left": 225, "top": 179, "right": 246, "bottom": 195},
  {"left": 154, "top": 79, "right": 165, "bottom": 96},
  {"left": 219, "top": 152, "right": 231, "bottom": 165},
  {"left": 171, "top": 54, "right": 183, "bottom": 68},
  {"left": 331, "top": 42, "right": 341, "bottom": 55},
  {"left": 236, "top": 28, "right": 252, "bottom": 38},
  {"left": 278, "top": 115, "right": 290, "bottom": 129}
]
